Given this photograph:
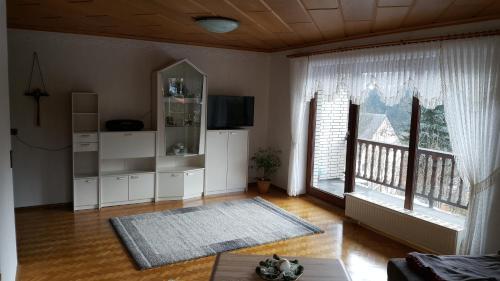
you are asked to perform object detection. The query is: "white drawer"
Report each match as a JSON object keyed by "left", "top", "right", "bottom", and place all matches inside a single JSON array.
[
  {"left": 129, "top": 173, "right": 154, "bottom": 200},
  {"left": 184, "top": 170, "right": 204, "bottom": 197},
  {"left": 73, "top": 142, "right": 98, "bottom": 152},
  {"left": 74, "top": 132, "right": 98, "bottom": 143},
  {"left": 101, "top": 131, "right": 155, "bottom": 159},
  {"left": 158, "top": 172, "right": 183, "bottom": 198},
  {"left": 74, "top": 178, "right": 98, "bottom": 207},
  {"left": 101, "top": 175, "right": 129, "bottom": 203}
]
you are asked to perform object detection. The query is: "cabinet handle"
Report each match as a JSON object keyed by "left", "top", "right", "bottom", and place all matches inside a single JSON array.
[
  {"left": 170, "top": 174, "right": 179, "bottom": 177},
  {"left": 85, "top": 179, "right": 93, "bottom": 183},
  {"left": 80, "top": 143, "right": 90, "bottom": 146},
  {"left": 218, "top": 132, "right": 224, "bottom": 135},
  {"left": 230, "top": 132, "right": 237, "bottom": 135},
  {"left": 124, "top": 133, "right": 133, "bottom": 136},
  {"left": 80, "top": 134, "right": 90, "bottom": 137},
  {"left": 116, "top": 177, "right": 126, "bottom": 180},
  {"left": 130, "top": 175, "right": 139, "bottom": 179}
]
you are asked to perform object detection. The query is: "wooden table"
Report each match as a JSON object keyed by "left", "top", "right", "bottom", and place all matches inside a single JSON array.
[{"left": 210, "top": 253, "right": 352, "bottom": 281}]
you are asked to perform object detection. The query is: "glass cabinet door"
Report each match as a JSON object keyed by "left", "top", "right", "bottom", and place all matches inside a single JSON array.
[{"left": 159, "top": 61, "right": 204, "bottom": 156}]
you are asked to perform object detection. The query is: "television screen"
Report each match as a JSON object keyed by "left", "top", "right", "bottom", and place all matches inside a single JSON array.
[{"left": 207, "top": 95, "right": 254, "bottom": 129}]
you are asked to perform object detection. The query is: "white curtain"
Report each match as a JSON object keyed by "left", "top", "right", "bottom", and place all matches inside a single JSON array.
[
  {"left": 308, "top": 42, "right": 443, "bottom": 108},
  {"left": 288, "top": 57, "right": 311, "bottom": 196},
  {"left": 440, "top": 37, "right": 500, "bottom": 255},
  {"left": 287, "top": 36, "right": 500, "bottom": 254}
]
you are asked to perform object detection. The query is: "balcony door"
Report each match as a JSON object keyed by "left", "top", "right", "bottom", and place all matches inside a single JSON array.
[
  {"left": 306, "top": 92, "right": 358, "bottom": 207},
  {"left": 307, "top": 90, "right": 468, "bottom": 221}
]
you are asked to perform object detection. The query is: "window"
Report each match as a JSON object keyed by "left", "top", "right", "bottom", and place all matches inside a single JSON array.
[
  {"left": 307, "top": 91, "right": 468, "bottom": 223},
  {"left": 355, "top": 90, "right": 412, "bottom": 208},
  {"left": 414, "top": 105, "right": 468, "bottom": 219}
]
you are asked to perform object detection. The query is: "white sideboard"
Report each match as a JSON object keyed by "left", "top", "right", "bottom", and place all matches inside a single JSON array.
[
  {"left": 205, "top": 130, "right": 249, "bottom": 196},
  {"left": 100, "top": 172, "right": 155, "bottom": 207},
  {"left": 157, "top": 167, "right": 204, "bottom": 200}
]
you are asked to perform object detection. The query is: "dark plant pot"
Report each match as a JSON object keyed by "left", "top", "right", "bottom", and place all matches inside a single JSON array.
[{"left": 257, "top": 180, "right": 271, "bottom": 194}]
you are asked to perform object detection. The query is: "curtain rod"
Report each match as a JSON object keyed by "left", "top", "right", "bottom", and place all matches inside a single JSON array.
[{"left": 287, "top": 30, "right": 500, "bottom": 58}]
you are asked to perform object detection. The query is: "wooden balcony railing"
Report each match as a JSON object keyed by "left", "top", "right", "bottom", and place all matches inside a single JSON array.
[{"left": 355, "top": 138, "right": 468, "bottom": 210}]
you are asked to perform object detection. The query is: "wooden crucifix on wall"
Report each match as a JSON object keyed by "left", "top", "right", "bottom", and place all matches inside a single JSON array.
[{"left": 24, "top": 52, "right": 49, "bottom": 127}]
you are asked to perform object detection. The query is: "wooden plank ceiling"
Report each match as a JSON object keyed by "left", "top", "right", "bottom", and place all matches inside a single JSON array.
[{"left": 7, "top": 0, "right": 500, "bottom": 52}]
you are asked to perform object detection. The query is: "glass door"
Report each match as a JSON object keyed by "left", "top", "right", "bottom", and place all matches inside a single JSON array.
[
  {"left": 159, "top": 61, "right": 204, "bottom": 156},
  {"left": 307, "top": 92, "right": 356, "bottom": 207}
]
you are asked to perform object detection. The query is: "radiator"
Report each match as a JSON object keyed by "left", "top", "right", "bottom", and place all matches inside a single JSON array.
[{"left": 345, "top": 193, "right": 463, "bottom": 254}]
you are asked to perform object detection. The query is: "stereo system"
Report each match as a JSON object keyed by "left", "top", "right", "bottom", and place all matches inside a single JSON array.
[{"left": 105, "top": 119, "right": 144, "bottom": 131}]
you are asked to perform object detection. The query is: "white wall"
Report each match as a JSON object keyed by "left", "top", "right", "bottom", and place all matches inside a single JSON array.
[
  {"left": 8, "top": 29, "right": 270, "bottom": 207},
  {"left": 267, "top": 19, "right": 500, "bottom": 191},
  {"left": 0, "top": 0, "right": 18, "bottom": 280}
]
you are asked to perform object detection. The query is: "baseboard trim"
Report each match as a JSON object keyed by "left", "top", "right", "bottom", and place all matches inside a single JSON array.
[{"left": 15, "top": 202, "right": 71, "bottom": 212}]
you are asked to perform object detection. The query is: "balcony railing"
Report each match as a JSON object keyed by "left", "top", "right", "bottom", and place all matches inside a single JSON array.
[{"left": 355, "top": 138, "right": 468, "bottom": 210}]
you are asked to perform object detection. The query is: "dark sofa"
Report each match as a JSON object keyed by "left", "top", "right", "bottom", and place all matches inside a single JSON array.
[
  {"left": 387, "top": 258, "right": 424, "bottom": 281},
  {"left": 387, "top": 252, "right": 500, "bottom": 281}
]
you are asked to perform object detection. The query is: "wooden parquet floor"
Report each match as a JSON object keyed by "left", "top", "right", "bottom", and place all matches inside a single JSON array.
[{"left": 15, "top": 187, "right": 413, "bottom": 281}]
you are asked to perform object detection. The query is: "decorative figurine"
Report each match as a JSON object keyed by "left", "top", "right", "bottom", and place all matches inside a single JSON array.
[{"left": 256, "top": 254, "right": 304, "bottom": 281}]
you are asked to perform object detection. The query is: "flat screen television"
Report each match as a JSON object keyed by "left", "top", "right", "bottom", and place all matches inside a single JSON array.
[{"left": 207, "top": 95, "right": 254, "bottom": 129}]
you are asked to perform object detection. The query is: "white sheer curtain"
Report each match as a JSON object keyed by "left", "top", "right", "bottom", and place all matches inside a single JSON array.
[
  {"left": 288, "top": 57, "right": 311, "bottom": 196},
  {"left": 308, "top": 42, "right": 443, "bottom": 108},
  {"left": 441, "top": 37, "right": 500, "bottom": 255},
  {"left": 287, "top": 36, "right": 500, "bottom": 254}
]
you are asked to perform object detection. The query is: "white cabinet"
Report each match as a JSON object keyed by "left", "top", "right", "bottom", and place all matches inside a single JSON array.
[
  {"left": 101, "top": 173, "right": 155, "bottom": 205},
  {"left": 101, "top": 132, "right": 155, "bottom": 159},
  {"left": 74, "top": 178, "right": 98, "bottom": 209},
  {"left": 158, "top": 168, "right": 204, "bottom": 200},
  {"left": 184, "top": 169, "right": 204, "bottom": 197},
  {"left": 205, "top": 130, "right": 248, "bottom": 195},
  {"left": 158, "top": 172, "right": 183, "bottom": 198},
  {"left": 129, "top": 173, "right": 155, "bottom": 200},
  {"left": 227, "top": 131, "right": 249, "bottom": 191},
  {"left": 101, "top": 175, "right": 129, "bottom": 203},
  {"left": 205, "top": 131, "right": 228, "bottom": 193}
]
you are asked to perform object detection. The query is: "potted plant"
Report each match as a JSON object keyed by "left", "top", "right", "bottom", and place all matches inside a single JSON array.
[{"left": 251, "top": 148, "right": 281, "bottom": 194}]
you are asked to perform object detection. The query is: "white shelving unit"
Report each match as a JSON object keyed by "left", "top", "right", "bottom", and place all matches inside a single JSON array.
[
  {"left": 153, "top": 59, "right": 207, "bottom": 201},
  {"left": 71, "top": 59, "right": 249, "bottom": 211},
  {"left": 72, "top": 93, "right": 157, "bottom": 211},
  {"left": 72, "top": 92, "right": 100, "bottom": 211}
]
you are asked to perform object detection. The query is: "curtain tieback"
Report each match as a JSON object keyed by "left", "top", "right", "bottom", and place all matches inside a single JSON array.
[{"left": 471, "top": 167, "right": 500, "bottom": 195}]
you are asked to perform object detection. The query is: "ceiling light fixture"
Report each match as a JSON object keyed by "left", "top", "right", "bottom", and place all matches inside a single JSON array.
[{"left": 194, "top": 16, "right": 240, "bottom": 33}]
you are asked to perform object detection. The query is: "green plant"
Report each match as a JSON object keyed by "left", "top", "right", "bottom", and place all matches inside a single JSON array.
[{"left": 251, "top": 148, "right": 281, "bottom": 181}]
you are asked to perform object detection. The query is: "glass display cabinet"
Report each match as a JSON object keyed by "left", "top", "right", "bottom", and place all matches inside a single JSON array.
[{"left": 154, "top": 59, "right": 207, "bottom": 157}]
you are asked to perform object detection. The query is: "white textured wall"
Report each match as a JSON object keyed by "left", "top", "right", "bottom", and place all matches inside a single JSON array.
[
  {"left": 0, "top": 0, "right": 18, "bottom": 279},
  {"left": 8, "top": 29, "right": 270, "bottom": 207}
]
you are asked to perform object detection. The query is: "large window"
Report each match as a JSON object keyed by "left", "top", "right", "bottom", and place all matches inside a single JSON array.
[
  {"left": 355, "top": 90, "right": 412, "bottom": 208},
  {"left": 354, "top": 94, "right": 467, "bottom": 221},
  {"left": 415, "top": 105, "right": 468, "bottom": 219},
  {"left": 307, "top": 90, "right": 468, "bottom": 222}
]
